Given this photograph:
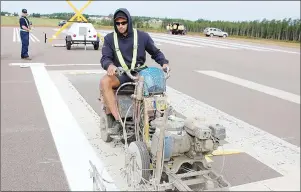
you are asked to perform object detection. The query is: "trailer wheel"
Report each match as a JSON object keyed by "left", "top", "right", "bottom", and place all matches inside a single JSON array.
[
  {"left": 93, "top": 42, "right": 99, "bottom": 50},
  {"left": 66, "top": 41, "right": 71, "bottom": 50}
]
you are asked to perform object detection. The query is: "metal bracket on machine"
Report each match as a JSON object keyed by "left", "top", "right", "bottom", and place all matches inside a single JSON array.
[
  {"left": 89, "top": 160, "right": 117, "bottom": 191},
  {"left": 89, "top": 160, "right": 107, "bottom": 191}
]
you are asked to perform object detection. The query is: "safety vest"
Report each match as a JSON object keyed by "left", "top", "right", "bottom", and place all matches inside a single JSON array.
[
  {"left": 20, "top": 16, "right": 29, "bottom": 32},
  {"left": 113, "top": 28, "right": 145, "bottom": 71}
]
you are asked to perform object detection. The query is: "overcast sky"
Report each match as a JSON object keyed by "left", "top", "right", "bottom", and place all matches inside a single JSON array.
[{"left": 1, "top": 1, "right": 300, "bottom": 21}]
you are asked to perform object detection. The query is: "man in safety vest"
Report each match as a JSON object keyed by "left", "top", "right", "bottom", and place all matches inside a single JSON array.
[
  {"left": 19, "top": 9, "right": 31, "bottom": 60},
  {"left": 100, "top": 8, "right": 170, "bottom": 135}
]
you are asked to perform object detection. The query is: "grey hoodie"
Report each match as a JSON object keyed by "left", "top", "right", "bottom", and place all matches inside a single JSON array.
[{"left": 100, "top": 8, "right": 169, "bottom": 70}]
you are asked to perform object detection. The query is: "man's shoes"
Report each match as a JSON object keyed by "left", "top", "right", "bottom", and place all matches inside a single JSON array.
[
  {"left": 108, "top": 120, "right": 123, "bottom": 135},
  {"left": 21, "top": 56, "right": 32, "bottom": 60}
]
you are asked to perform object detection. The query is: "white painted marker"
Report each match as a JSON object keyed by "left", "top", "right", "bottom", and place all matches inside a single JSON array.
[
  {"left": 166, "top": 85, "right": 300, "bottom": 177},
  {"left": 29, "top": 34, "right": 36, "bottom": 42},
  {"left": 13, "top": 28, "right": 16, "bottom": 42},
  {"left": 150, "top": 33, "right": 300, "bottom": 54},
  {"left": 153, "top": 38, "right": 203, "bottom": 48},
  {"left": 31, "top": 33, "right": 40, "bottom": 42},
  {"left": 16, "top": 28, "right": 20, "bottom": 42},
  {"left": 151, "top": 34, "right": 238, "bottom": 50},
  {"left": 196, "top": 70, "right": 300, "bottom": 104},
  {"left": 29, "top": 63, "right": 119, "bottom": 191}
]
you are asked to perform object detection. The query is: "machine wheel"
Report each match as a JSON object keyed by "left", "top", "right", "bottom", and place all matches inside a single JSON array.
[
  {"left": 94, "top": 42, "right": 99, "bottom": 50},
  {"left": 223, "top": 34, "right": 227, "bottom": 38},
  {"left": 210, "top": 33, "right": 214, "bottom": 37},
  {"left": 126, "top": 141, "right": 151, "bottom": 186},
  {"left": 66, "top": 41, "right": 71, "bottom": 50},
  {"left": 100, "top": 113, "right": 114, "bottom": 143}
]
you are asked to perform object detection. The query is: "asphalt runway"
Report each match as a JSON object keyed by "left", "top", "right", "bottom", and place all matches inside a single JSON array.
[{"left": 1, "top": 26, "right": 300, "bottom": 191}]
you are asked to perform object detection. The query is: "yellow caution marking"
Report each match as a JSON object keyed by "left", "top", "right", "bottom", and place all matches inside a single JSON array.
[
  {"left": 205, "top": 149, "right": 242, "bottom": 163},
  {"left": 49, "top": 0, "right": 93, "bottom": 43}
]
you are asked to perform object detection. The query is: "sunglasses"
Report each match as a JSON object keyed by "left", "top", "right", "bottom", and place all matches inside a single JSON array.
[{"left": 116, "top": 21, "right": 128, "bottom": 26}]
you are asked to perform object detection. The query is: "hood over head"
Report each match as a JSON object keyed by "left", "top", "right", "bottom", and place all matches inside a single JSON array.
[{"left": 113, "top": 8, "right": 133, "bottom": 36}]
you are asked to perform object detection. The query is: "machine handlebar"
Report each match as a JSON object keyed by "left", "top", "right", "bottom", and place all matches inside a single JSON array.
[
  {"left": 115, "top": 66, "right": 170, "bottom": 80},
  {"left": 115, "top": 67, "right": 138, "bottom": 80}
]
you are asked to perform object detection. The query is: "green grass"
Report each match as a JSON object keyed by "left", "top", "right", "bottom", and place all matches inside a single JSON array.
[
  {"left": 1, "top": 16, "right": 62, "bottom": 27},
  {"left": 2, "top": 16, "right": 300, "bottom": 48}
]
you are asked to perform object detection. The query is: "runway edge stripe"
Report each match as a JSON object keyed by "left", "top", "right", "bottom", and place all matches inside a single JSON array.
[{"left": 29, "top": 63, "right": 119, "bottom": 191}]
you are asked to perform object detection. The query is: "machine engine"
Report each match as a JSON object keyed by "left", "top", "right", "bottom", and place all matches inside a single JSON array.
[{"left": 150, "top": 117, "right": 226, "bottom": 161}]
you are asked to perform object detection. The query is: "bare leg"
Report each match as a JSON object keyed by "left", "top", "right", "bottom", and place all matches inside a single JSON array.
[{"left": 100, "top": 75, "right": 121, "bottom": 121}]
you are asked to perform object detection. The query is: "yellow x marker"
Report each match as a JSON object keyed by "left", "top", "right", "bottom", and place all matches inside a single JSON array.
[{"left": 49, "top": 0, "right": 93, "bottom": 42}]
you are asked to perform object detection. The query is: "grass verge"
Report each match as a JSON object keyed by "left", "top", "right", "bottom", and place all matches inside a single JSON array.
[{"left": 2, "top": 16, "right": 300, "bottom": 48}]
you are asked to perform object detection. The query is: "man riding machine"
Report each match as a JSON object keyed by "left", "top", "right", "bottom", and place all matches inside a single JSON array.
[
  {"left": 99, "top": 8, "right": 170, "bottom": 143},
  {"left": 98, "top": 8, "right": 230, "bottom": 191}
]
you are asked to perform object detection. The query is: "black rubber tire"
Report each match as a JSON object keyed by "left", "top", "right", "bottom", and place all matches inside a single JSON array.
[
  {"left": 66, "top": 41, "right": 71, "bottom": 50},
  {"left": 128, "top": 141, "right": 151, "bottom": 184},
  {"left": 94, "top": 42, "right": 99, "bottom": 50}
]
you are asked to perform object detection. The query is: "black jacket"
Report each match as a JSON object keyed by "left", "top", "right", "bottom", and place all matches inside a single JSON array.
[{"left": 100, "top": 8, "right": 169, "bottom": 70}]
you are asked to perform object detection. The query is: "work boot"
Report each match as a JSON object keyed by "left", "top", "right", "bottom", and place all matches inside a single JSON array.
[
  {"left": 21, "top": 56, "right": 32, "bottom": 60},
  {"left": 24, "top": 57, "right": 32, "bottom": 60},
  {"left": 108, "top": 120, "right": 122, "bottom": 135}
]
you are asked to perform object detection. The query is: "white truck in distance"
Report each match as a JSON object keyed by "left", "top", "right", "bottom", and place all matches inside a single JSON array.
[{"left": 203, "top": 27, "right": 228, "bottom": 38}]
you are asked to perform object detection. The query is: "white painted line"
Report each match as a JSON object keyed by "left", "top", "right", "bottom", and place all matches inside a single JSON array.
[
  {"left": 154, "top": 33, "right": 300, "bottom": 54},
  {"left": 29, "top": 63, "right": 119, "bottom": 191},
  {"left": 167, "top": 85, "right": 300, "bottom": 177},
  {"left": 53, "top": 69, "right": 104, "bottom": 74},
  {"left": 49, "top": 70, "right": 130, "bottom": 190},
  {"left": 153, "top": 38, "right": 203, "bottom": 48},
  {"left": 9, "top": 63, "right": 102, "bottom": 67},
  {"left": 52, "top": 44, "right": 66, "bottom": 47},
  {"left": 59, "top": 69, "right": 106, "bottom": 74},
  {"left": 152, "top": 34, "right": 238, "bottom": 50},
  {"left": 9, "top": 63, "right": 28, "bottom": 66},
  {"left": 13, "top": 28, "right": 16, "bottom": 42},
  {"left": 152, "top": 33, "right": 264, "bottom": 50},
  {"left": 31, "top": 33, "right": 40, "bottom": 42},
  {"left": 9, "top": 63, "right": 44, "bottom": 67},
  {"left": 45, "top": 64, "right": 102, "bottom": 67},
  {"left": 196, "top": 70, "right": 300, "bottom": 104},
  {"left": 29, "top": 34, "right": 35, "bottom": 42},
  {"left": 161, "top": 34, "right": 271, "bottom": 52},
  {"left": 16, "top": 28, "right": 20, "bottom": 42}
]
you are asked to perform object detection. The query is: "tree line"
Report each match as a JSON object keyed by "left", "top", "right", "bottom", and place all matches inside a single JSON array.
[
  {"left": 102, "top": 15, "right": 301, "bottom": 42},
  {"left": 162, "top": 18, "right": 301, "bottom": 42},
  {"left": 2, "top": 11, "right": 300, "bottom": 42}
]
